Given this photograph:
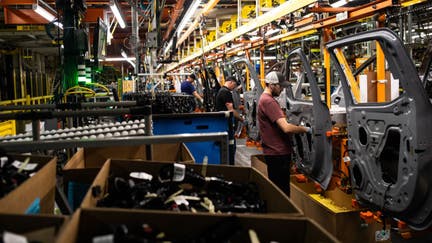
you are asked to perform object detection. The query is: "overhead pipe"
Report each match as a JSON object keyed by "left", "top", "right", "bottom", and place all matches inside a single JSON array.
[{"left": 163, "top": 0, "right": 186, "bottom": 42}]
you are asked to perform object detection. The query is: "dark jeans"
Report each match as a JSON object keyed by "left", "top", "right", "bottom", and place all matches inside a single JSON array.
[
  {"left": 264, "top": 154, "right": 291, "bottom": 197},
  {"left": 229, "top": 139, "right": 236, "bottom": 165}
]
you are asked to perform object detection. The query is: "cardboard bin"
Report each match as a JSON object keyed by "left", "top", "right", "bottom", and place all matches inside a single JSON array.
[
  {"left": 56, "top": 208, "right": 340, "bottom": 243},
  {"left": 0, "top": 213, "right": 67, "bottom": 243},
  {"left": 81, "top": 160, "right": 302, "bottom": 215},
  {"left": 0, "top": 154, "right": 57, "bottom": 214},
  {"left": 62, "top": 143, "right": 194, "bottom": 210},
  {"left": 250, "top": 154, "right": 267, "bottom": 177},
  {"left": 290, "top": 176, "right": 386, "bottom": 243}
]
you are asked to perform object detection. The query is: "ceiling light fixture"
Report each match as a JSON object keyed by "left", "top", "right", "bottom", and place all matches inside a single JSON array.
[
  {"left": 33, "top": 2, "right": 63, "bottom": 29},
  {"left": 163, "top": 39, "right": 173, "bottom": 55},
  {"left": 330, "top": 0, "right": 351, "bottom": 8},
  {"left": 265, "top": 28, "right": 281, "bottom": 37},
  {"left": 176, "top": 0, "right": 201, "bottom": 38},
  {"left": 110, "top": 0, "right": 126, "bottom": 29},
  {"left": 177, "top": 0, "right": 219, "bottom": 47},
  {"left": 121, "top": 50, "right": 136, "bottom": 68},
  {"left": 104, "top": 57, "right": 136, "bottom": 61},
  {"left": 250, "top": 56, "right": 277, "bottom": 61},
  {"left": 164, "top": 0, "right": 201, "bottom": 56}
]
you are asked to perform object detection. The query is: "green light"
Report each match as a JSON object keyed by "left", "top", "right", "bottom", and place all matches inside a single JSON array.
[{"left": 78, "top": 76, "right": 87, "bottom": 82}]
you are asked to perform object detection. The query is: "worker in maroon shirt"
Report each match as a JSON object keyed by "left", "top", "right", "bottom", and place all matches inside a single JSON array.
[{"left": 257, "top": 71, "right": 311, "bottom": 196}]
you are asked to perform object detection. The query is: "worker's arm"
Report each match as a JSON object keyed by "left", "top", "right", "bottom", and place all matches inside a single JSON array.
[
  {"left": 192, "top": 90, "right": 203, "bottom": 103},
  {"left": 276, "top": 117, "right": 309, "bottom": 134},
  {"left": 225, "top": 102, "right": 244, "bottom": 122}
]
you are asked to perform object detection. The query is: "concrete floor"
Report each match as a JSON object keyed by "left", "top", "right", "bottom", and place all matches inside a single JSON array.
[{"left": 234, "top": 138, "right": 262, "bottom": 167}]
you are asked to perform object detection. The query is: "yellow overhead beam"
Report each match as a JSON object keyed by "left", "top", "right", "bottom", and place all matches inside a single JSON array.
[
  {"left": 275, "top": 28, "right": 317, "bottom": 42},
  {"left": 401, "top": 0, "right": 426, "bottom": 7},
  {"left": 334, "top": 48, "right": 360, "bottom": 102},
  {"left": 167, "top": 0, "right": 317, "bottom": 72}
]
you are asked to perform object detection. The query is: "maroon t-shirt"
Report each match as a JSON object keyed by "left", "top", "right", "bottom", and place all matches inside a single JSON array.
[{"left": 258, "top": 93, "right": 292, "bottom": 155}]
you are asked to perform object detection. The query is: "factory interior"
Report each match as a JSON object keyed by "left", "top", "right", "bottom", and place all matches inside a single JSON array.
[{"left": 1, "top": 0, "right": 432, "bottom": 242}]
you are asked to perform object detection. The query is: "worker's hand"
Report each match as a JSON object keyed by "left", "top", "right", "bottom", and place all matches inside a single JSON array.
[
  {"left": 241, "top": 118, "right": 248, "bottom": 126},
  {"left": 198, "top": 98, "right": 204, "bottom": 104},
  {"left": 304, "top": 126, "right": 312, "bottom": 135}
]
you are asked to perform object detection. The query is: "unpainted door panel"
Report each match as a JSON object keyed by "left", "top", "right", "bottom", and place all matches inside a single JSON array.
[{"left": 327, "top": 28, "right": 432, "bottom": 230}]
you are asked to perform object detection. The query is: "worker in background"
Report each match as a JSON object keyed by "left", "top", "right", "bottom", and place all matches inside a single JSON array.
[
  {"left": 215, "top": 76, "right": 244, "bottom": 165},
  {"left": 181, "top": 74, "right": 203, "bottom": 105},
  {"left": 258, "top": 71, "right": 311, "bottom": 196}
]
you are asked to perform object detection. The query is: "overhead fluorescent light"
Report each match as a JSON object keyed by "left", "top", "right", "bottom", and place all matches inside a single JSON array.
[
  {"left": 176, "top": 0, "right": 201, "bottom": 37},
  {"left": 302, "top": 35, "right": 319, "bottom": 41},
  {"left": 33, "top": 4, "right": 63, "bottom": 29},
  {"left": 250, "top": 56, "right": 277, "bottom": 61},
  {"left": 265, "top": 28, "right": 281, "bottom": 37},
  {"left": 104, "top": 57, "right": 136, "bottom": 61},
  {"left": 163, "top": 1, "right": 201, "bottom": 56},
  {"left": 121, "top": 50, "right": 136, "bottom": 68},
  {"left": 110, "top": 0, "right": 126, "bottom": 29},
  {"left": 331, "top": 0, "right": 350, "bottom": 8},
  {"left": 164, "top": 39, "right": 173, "bottom": 55}
]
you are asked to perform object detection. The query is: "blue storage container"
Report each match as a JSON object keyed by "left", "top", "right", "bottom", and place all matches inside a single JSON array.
[{"left": 153, "top": 112, "right": 233, "bottom": 164}]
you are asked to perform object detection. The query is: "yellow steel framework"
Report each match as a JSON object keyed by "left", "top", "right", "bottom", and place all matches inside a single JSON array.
[
  {"left": 166, "top": 0, "right": 317, "bottom": 72},
  {"left": 0, "top": 95, "right": 53, "bottom": 106}
]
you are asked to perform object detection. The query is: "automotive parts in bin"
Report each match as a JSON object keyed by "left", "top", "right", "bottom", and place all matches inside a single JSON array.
[
  {"left": 123, "top": 92, "right": 196, "bottom": 114},
  {"left": 95, "top": 163, "right": 265, "bottom": 213}
]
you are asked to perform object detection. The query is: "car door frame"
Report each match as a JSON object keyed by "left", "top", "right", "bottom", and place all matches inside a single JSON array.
[
  {"left": 284, "top": 47, "right": 333, "bottom": 190},
  {"left": 326, "top": 28, "right": 432, "bottom": 230}
]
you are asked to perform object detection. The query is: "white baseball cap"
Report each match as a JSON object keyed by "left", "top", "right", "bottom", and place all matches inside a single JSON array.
[{"left": 265, "top": 71, "right": 289, "bottom": 87}]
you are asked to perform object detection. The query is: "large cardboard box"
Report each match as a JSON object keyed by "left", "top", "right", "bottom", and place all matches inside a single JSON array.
[
  {"left": 359, "top": 71, "right": 377, "bottom": 102},
  {"left": 250, "top": 154, "right": 267, "bottom": 177},
  {"left": 0, "top": 213, "right": 67, "bottom": 243},
  {"left": 290, "top": 177, "right": 385, "bottom": 243},
  {"left": 64, "top": 143, "right": 194, "bottom": 172},
  {"left": 0, "top": 154, "right": 57, "bottom": 214},
  {"left": 56, "top": 208, "right": 340, "bottom": 243},
  {"left": 81, "top": 160, "right": 302, "bottom": 215},
  {"left": 62, "top": 143, "right": 194, "bottom": 209}
]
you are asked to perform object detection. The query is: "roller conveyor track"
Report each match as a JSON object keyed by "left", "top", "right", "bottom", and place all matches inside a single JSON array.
[
  {"left": 0, "top": 119, "right": 148, "bottom": 142},
  {"left": 0, "top": 132, "right": 230, "bottom": 164}
]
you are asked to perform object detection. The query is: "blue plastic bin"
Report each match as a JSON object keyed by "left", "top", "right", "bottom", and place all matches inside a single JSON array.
[{"left": 153, "top": 112, "right": 233, "bottom": 164}]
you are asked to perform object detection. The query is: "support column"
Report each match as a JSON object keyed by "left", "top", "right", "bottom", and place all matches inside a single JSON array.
[
  {"left": 407, "top": 6, "right": 413, "bottom": 58},
  {"left": 376, "top": 15, "right": 386, "bottom": 102},
  {"left": 131, "top": 3, "right": 139, "bottom": 75},
  {"left": 260, "top": 45, "right": 265, "bottom": 86},
  {"left": 322, "top": 28, "right": 332, "bottom": 107}
]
